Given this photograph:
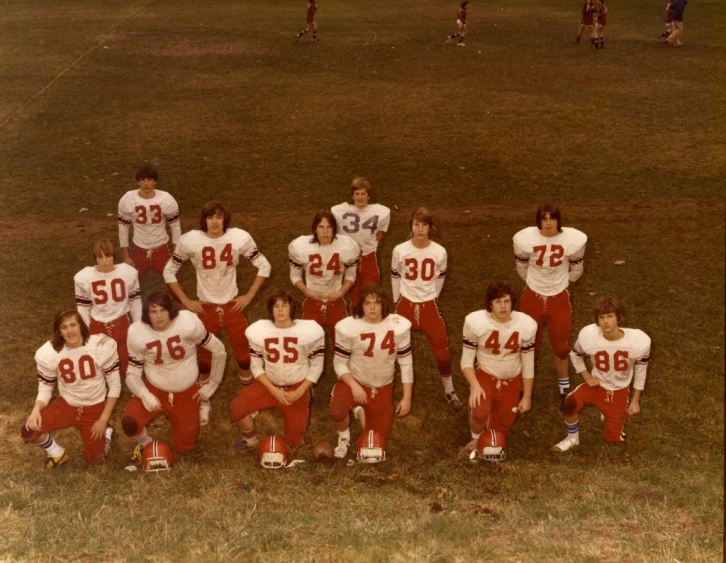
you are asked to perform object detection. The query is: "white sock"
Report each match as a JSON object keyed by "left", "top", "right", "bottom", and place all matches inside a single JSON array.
[
  {"left": 40, "top": 435, "right": 65, "bottom": 458},
  {"left": 441, "top": 376, "right": 455, "bottom": 394},
  {"left": 338, "top": 429, "right": 351, "bottom": 441},
  {"left": 133, "top": 428, "right": 153, "bottom": 448},
  {"left": 470, "top": 430, "right": 482, "bottom": 440}
]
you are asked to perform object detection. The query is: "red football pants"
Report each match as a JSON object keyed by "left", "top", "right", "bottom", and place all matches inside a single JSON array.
[
  {"left": 330, "top": 381, "right": 394, "bottom": 438},
  {"left": 395, "top": 297, "right": 452, "bottom": 376},
  {"left": 302, "top": 297, "right": 348, "bottom": 349},
  {"left": 519, "top": 286, "right": 572, "bottom": 359},
  {"left": 90, "top": 315, "right": 130, "bottom": 375},
  {"left": 471, "top": 370, "right": 522, "bottom": 438},
  {"left": 349, "top": 252, "right": 381, "bottom": 303},
  {"left": 197, "top": 301, "right": 250, "bottom": 374},
  {"left": 561, "top": 384, "right": 629, "bottom": 443}
]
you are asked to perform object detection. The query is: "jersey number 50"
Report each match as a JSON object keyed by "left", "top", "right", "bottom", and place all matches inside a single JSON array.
[{"left": 91, "top": 279, "right": 126, "bottom": 304}]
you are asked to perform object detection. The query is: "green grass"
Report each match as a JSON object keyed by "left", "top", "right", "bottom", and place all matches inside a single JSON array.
[{"left": 0, "top": 0, "right": 724, "bottom": 561}]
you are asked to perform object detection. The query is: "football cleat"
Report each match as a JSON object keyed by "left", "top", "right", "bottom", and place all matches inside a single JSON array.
[
  {"left": 445, "top": 392, "right": 463, "bottom": 412},
  {"left": 333, "top": 436, "right": 350, "bottom": 459},
  {"left": 227, "top": 436, "right": 260, "bottom": 456},
  {"left": 199, "top": 400, "right": 211, "bottom": 426},
  {"left": 141, "top": 440, "right": 174, "bottom": 472},
  {"left": 475, "top": 429, "right": 507, "bottom": 462},
  {"left": 463, "top": 438, "right": 479, "bottom": 456},
  {"left": 357, "top": 430, "right": 386, "bottom": 464},
  {"left": 258, "top": 436, "right": 288, "bottom": 469},
  {"left": 124, "top": 444, "right": 143, "bottom": 472},
  {"left": 45, "top": 451, "right": 68, "bottom": 470},
  {"left": 458, "top": 42, "right": 466, "bottom": 47},
  {"left": 554, "top": 434, "right": 580, "bottom": 452},
  {"left": 105, "top": 417, "right": 115, "bottom": 456}
]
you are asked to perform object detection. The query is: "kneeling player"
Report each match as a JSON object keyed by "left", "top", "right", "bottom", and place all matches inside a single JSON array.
[
  {"left": 228, "top": 290, "right": 325, "bottom": 454},
  {"left": 121, "top": 293, "right": 226, "bottom": 469},
  {"left": 461, "top": 282, "right": 537, "bottom": 459},
  {"left": 330, "top": 285, "right": 413, "bottom": 458},
  {"left": 22, "top": 311, "right": 120, "bottom": 468},
  {"left": 555, "top": 297, "right": 651, "bottom": 451}
]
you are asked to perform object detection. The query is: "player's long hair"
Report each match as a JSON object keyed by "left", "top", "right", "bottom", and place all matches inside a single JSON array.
[
  {"left": 350, "top": 176, "right": 373, "bottom": 198},
  {"left": 593, "top": 297, "right": 624, "bottom": 325},
  {"left": 310, "top": 210, "right": 338, "bottom": 244},
  {"left": 52, "top": 311, "right": 90, "bottom": 352},
  {"left": 92, "top": 239, "right": 116, "bottom": 261},
  {"left": 135, "top": 163, "right": 158, "bottom": 182},
  {"left": 142, "top": 292, "right": 179, "bottom": 326},
  {"left": 484, "top": 281, "right": 518, "bottom": 313},
  {"left": 535, "top": 201, "right": 562, "bottom": 232},
  {"left": 353, "top": 285, "right": 392, "bottom": 320},
  {"left": 408, "top": 207, "right": 436, "bottom": 239},
  {"left": 200, "top": 201, "right": 231, "bottom": 233},
  {"left": 266, "top": 290, "right": 298, "bottom": 321}
]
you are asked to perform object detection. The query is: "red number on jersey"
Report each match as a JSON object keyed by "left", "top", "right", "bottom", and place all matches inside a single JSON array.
[
  {"left": 149, "top": 204, "right": 162, "bottom": 224},
  {"left": 594, "top": 350, "right": 629, "bottom": 372},
  {"left": 360, "top": 331, "right": 396, "bottom": 357},
  {"left": 134, "top": 205, "right": 148, "bottom": 224},
  {"left": 308, "top": 253, "right": 341, "bottom": 276},
  {"left": 264, "top": 337, "right": 299, "bottom": 363},
  {"left": 614, "top": 351, "right": 629, "bottom": 371},
  {"left": 484, "top": 331, "right": 520, "bottom": 355},
  {"left": 403, "top": 257, "right": 436, "bottom": 281},
  {"left": 504, "top": 332, "right": 520, "bottom": 353},
  {"left": 533, "top": 244, "right": 565, "bottom": 267},
  {"left": 201, "top": 244, "right": 234, "bottom": 270},
  {"left": 91, "top": 279, "right": 127, "bottom": 305},
  {"left": 58, "top": 355, "right": 97, "bottom": 384},
  {"left": 219, "top": 243, "right": 235, "bottom": 267},
  {"left": 146, "top": 337, "right": 186, "bottom": 364}
]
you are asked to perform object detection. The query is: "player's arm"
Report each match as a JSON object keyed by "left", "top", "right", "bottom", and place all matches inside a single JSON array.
[
  {"left": 461, "top": 327, "right": 486, "bottom": 408},
  {"left": 327, "top": 247, "right": 359, "bottom": 301},
  {"left": 164, "top": 241, "right": 204, "bottom": 314},
  {"left": 128, "top": 273, "right": 142, "bottom": 323},
  {"left": 287, "top": 331, "right": 325, "bottom": 403},
  {"left": 233, "top": 241, "right": 272, "bottom": 312},
  {"left": 195, "top": 331, "right": 228, "bottom": 400},
  {"left": 91, "top": 340, "right": 121, "bottom": 440},
  {"left": 164, "top": 198, "right": 182, "bottom": 246},
  {"left": 26, "top": 352, "right": 57, "bottom": 431},
  {"left": 513, "top": 236, "right": 530, "bottom": 282},
  {"left": 125, "top": 335, "right": 161, "bottom": 411},
  {"left": 568, "top": 241, "right": 587, "bottom": 283},
  {"left": 628, "top": 340, "right": 651, "bottom": 415},
  {"left": 390, "top": 249, "right": 401, "bottom": 302},
  {"left": 333, "top": 329, "right": 368, "bottom": 404},
  {"left": 518, "top": 334, "right": 536, "bottom": 412},
  {"left": 570, "top": 340, "right": 599, "bottom": 386},
  {"left": 117, "top": 199, "right": 135, "bottom": 267},
  {"left": 395, "top": 330, "right": 414, "bottom": 416},
  {"left": 435, "top": 253, "right": 447, "bottom": 298},
  {"left": 74, "top": 275, "right": 93, "bottom": 327}
]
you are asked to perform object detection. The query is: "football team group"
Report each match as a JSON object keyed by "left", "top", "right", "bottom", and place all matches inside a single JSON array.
[{"left": 22, "top": 164, "right": 651, "bottom": 471}]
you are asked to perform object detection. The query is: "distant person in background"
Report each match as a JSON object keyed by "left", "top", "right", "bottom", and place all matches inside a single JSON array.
[
  {"left": 118, "top": 164, "right": 181, "bottom": 288},
  {"left": 594, "top": 0, "right": 607, "bottom": 49},
  {"left": 575, "top": 0, "right": 596, "bottom": 45},
  {"left": 660, "top": 1, "right": 674, "bottom": 42},
  {"left": 447, "top": 1, "right": 469, "bottom": 47},
  {"left": 665, "top": 0, "right": 686, "bottom": 46},
  {"left": 296, "top": 0, "right": 318, "bottom": 42}
]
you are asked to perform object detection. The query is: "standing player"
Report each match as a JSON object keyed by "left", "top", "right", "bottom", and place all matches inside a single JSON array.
[
  {"left": 460, "top": 282, "right": 537, "bottom": 458},
  {"left": 228, "top": 290, "right": 325, "bottom": 454},
  {"left": 118, "top": 164, "right": 181, "bottom": 287},
  {"left": 22, "top": 311, "right": 120, "bottom": 468},
  {"left": 575, "top": 0, "right": 596, "bottom": 45},
  {"left": 165, "top": 201, "right": 271, "bottom": 425},
  {"left": 447, "top": 1, "right": 469, "bottom": 47},
  {"left": 660, "top": 1, "right": 674, "bottom": 43},
  {"left": 122, "top": 292, "right": 227, "bottom": 468},
  {"left": 391, "top": 207, "right": 462, "bottom": 411},
  {"left": 513, "top": 202, "right": 587, "bottom": 399},
  {"left": 295, "top": 0, "right": 318, "bottom": 42},
  {"left": 594, "top": 0, "right": 607, "bottom": 49},
  {"left": 288, "top": 210, "right": 360, "bottom": 348},
  {"left": 330, "top": 176, "right": 391, "bottom": 303},
  {"left": 74, "top": 239, "right": 141, "bottom": 375},
  {"left": 330, "top": 285, "right": 413, "bottom": 458},
  {"left": 554, "top": 297, "right": 651, "bottom": 451}
]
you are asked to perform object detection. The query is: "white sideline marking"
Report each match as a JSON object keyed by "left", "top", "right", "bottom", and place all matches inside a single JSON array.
[
  {"left": 361, "top": 28, "right": 378, "bottom": 48},
  {"left": 1, "top": 3, "right": 154, "bottom": 129}
]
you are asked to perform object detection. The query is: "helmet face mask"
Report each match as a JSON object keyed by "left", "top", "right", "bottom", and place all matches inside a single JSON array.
[
  {"left": 474, "top": 430, "right": 507, "bottom": 463},
  {"left": 356, "top": 430, "right": 386, "bottom": 463},
  {"left": 258, "top": 436, "right": 288, "bottom": 469},
  {"left": 141, "top": 441, "right": 174, "bottom": 472}
]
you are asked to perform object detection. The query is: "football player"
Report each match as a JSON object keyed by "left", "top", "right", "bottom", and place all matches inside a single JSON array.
[
  {"left": 295, "top": 0, "right": 318, "bottom": 42},
  {"left": 164, "top": 201, "right": 271, "bottom": 425},
  {"left": 330, "top": 285, "right": 413, "bottom": 458},
  {"left": 460, "top": 281, "right": 537, "bottom": 457},
  {"left": 555, "top": 297, "right": 651, "bottom": 451},
  {"left": 121, "top": 292, "right": 227, "bottom": 469},
  {"left": 74, "top": 239, "right": 141, "bottom": 375},
  {"left": 22, "top": 311, "right": 120, "bottom": 468},
  {"left": 391, "top": 207, "right": 462, "bottom": 411},
  {"left": 447, "top": 1, "right": 469, "bottom": 47},
  {"left": 513, "top": 202, "right": 587, "bottom": 398},
  {"left": 594, "top": 0, "right": 607, "bottom": 49},
  {"left": 117, "top": 164, "right": 181, "bottom": 287},
  {"left": 228, "top": 290, "right": 325, "bottom": 454},
  {"left": 330, "top": 176, "right": 391, "bottom": 303},
  {"left": 575, "top": 0, "right": 596, "bottom": 45},
  {"left": 288, "top": 210, "right": 360, "bottom": 350}
]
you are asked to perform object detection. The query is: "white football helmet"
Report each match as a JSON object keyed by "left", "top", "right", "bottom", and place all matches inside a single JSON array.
[
  {"left": 258, "top": 436, "right": 288, "bottom": 469},
  {"left": 357, "top": 430, "right": 386, "bottom": 463},
  {"left": 141, "top": 440, "right": 174, "bottom": 472}
]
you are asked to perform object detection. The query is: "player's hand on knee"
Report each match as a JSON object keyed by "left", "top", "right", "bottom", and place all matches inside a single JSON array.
[
  {"left": 25, "top": 410, "right": 42, "bottom": 431},
  {"left": 469, "top": 385, "right": 486, "bottom": 409},
  {"left": 396, "top": 398, "right": 411, "bottom": 417}
]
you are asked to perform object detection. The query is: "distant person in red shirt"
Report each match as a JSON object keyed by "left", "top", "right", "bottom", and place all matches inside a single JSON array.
[
  {"left": 594, "top": 0, "right": 607, "bottom": 49},
  {"left": 575, "top": 0, "right": 595, "bottom": 46},
  {"left": 296, "top": 0, "right": 318, "bottom": 43},
  {"left": 447, "top": 1, "right": 469, "bottom": 47}
]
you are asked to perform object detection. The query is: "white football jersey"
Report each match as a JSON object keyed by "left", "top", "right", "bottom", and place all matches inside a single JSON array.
[
  {"left": 513, "top": 226, "right": 587, "bottom": 296},
  {"left": 74, "top": 263, "right": 142, "bottom": 325},
  {"left": 35, "top": 334, "right": 121, "bottom": 407},
  {"left": 391, "top": 240, "right": 447, "bottom": 302},
  {"left": 127, "top": 311, "right": 224, "bottom": 392},
  {"left": 164, "top": 228, "right": 271, "bottom": 305},
  {"left": 334, "top": 314, "right": 413, "bottom": 388},
  {"left": 117, "top": 189, "right": 181, "bottom": 250},
  {"left": 461, "top": 311, "right": 537, "bottom": 380},
  {"left": 288, "top": 235, "right": 360, "bottom": 294},
  {"left": 570, "top": 324, "right": 651, "bottom": 392},
  {"left": 246, "top": 319, "right": 325, "bottom": 386},
  {"left": 330, "top": 202, "right": 391, "bottom": 255}
]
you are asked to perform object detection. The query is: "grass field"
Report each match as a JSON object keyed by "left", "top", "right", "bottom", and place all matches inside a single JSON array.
[{"left": 0, "top": 0, "right": 724, "bottom": 561}]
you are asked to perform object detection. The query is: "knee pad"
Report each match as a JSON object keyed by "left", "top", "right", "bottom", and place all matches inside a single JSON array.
[
  {"left": 552, "top": 342, "right": 571, "bottom": 360},
  {"left": 21, "top": 425, "right": 40, "bottom": 442},
  {"left": 121, "top": 415, "right": 139, "bottom": 437},
  {"left": 329, "top": 402, "right": 349, "bottom": 424},
  {"left": 237, "top": 359, "right": 250, "bottom": 371},
  {"left": 560, "top": 395, "right": 579, "bottom": 417}
]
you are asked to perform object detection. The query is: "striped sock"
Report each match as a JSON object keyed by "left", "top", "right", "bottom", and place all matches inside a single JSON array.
[
  {"left": 39, "top": 435, "right": 65, "bottom": 458},
  {"left": 558, "top": 378, "right": 571, "bottom": 394},
  {"left": 566, "top": 421, "right": 579, "bottom": 437}
]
